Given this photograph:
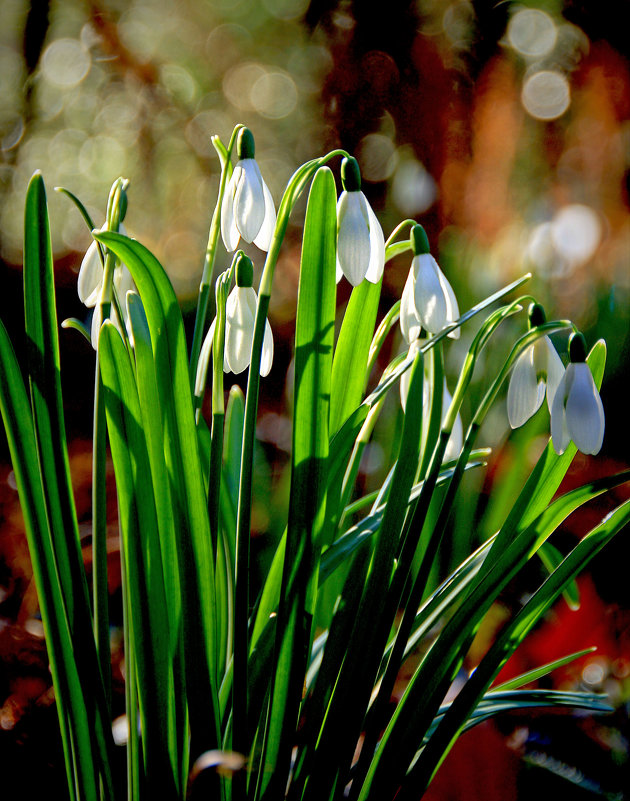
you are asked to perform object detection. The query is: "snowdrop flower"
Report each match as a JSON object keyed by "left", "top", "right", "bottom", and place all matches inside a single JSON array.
[
  {"left": 77, "top": 224, "right": 135, "bottom": 349},
  {"left": 224, "top": 254, "right": 273, "bottom": 376},
  {"left": 507, "top": 304, "right": 564, "bottom": 428},
  {"left": 221, "top": 127, "right": 276, "bottom": 253},
  {"left": 551, "top": 332, "right": 605, "bottom": 455},
  {"left": 401, "top": 225, "right": 459, "bottom": 339},
  {"left": 336, "top": 156, "right": 385, "bottom": 286}
]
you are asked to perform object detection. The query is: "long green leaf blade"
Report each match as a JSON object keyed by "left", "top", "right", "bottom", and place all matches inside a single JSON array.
[{"left": 256, "top": 166, "right": 337, "bottom": 800}]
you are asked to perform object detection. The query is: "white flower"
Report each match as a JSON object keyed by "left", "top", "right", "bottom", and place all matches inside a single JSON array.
[
  {"left": 221, "top": 128, "right": 276, "bottom": 253},
  {"left": 411, "top": 252, "right": 459, "bottom": 338},
  {"left": 335, "top": 156, "right": 385, "bottom": 286},
  {"left": 336, "top": 191, "right": 385, "bottom": 286},
  {"left": 77, "top": 224, "right": 135, "bottom": 349},
  {"left": 551, "top": 360, "right": 604, "bottom": 455},
  {"left": 224, "top": 285, "right": 274, "bottom": 376},
  {"left": 507, "top": 336, "right": 564, "bottom": 428},
  {"left": 400, "top": 267, "right": 422, "bottom": 344}
]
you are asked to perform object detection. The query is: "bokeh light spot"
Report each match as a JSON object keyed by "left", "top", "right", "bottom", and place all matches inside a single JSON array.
[
  {"left": 521, "top": 70, "right": 570, "bottom": 120},
  {"left": 261, "top": 0, "right": 309, "bottom": 20},
  {"left": 391, "top": 154, "right": 437, "bottom": 216},
  {"left": 357, "top": 134, "right": 397, "bottom": 182},
  {"left": 252, "top": 72, "right": 298, "bottom": 119},
  {"left": 551, "top": 204, "right": 601, "bottom": 266},
  {"left": 223, "top": 62, "right": 267, "bottom": 110},
  {"left": 41, "top": 38, "right": 90, "bottom": 88},
  {"left": 507, "top": 9, "right": 557, "bottom": 58}
]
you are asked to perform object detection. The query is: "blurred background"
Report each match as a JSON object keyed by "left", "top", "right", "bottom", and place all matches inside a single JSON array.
[{"left": 1, "top": 0, "right": 630, "bottom": 798}]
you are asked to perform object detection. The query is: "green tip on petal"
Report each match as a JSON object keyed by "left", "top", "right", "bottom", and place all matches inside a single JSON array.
[
  {"left": 341, "top": 157, "right": 361, "bottom": 192},
  {"left": 569, "top": 331, "right": 587, "bottom": 363},
  {"left": 238, "top": 127, "right": 255, "bottom": 160},
  {"left": 528, "top": 302, "right": 546, "bottom": 328},
  {"left": 235, "top": 253, "right": 254, "bottom": 287},
  {"left": 411, "top": 224, "right": 431, "bottom": 256}
]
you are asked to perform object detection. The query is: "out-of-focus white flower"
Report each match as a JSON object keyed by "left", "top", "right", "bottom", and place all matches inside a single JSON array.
[
  {"left": 221, "top": 127, "right": 276, "bottom": 253},
  {"left": 336, "top": 156, "right": 385, "bottom": 286},
  {"left": 507, "top": 304, "right": 564, "bottom": 428},
  {"left": 551, "top": 333, "right": 604, "bottom": 455},
  {"left": 224, "top": 255, "right": 273, "bottom": 376}
]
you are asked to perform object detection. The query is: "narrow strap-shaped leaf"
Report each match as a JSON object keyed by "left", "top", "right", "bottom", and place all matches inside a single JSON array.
[
  {"left": 95, "top": 230, "right": 221, "bottom": 756},
  {"left": 0, "top": 320, "right": 100, "bottom": 801},
  {"left": 300, "top": 351, "right": 425, "bottom": 801},
  {"left": 329, "top": 279, "right": 382, "bottom": 436},
  {"left": 358, "top": 469, "right": 630, "bottom": 800},
  {"left": 23, "top": 172, "right": 115, "bottom": 799},
  {"left": 99, "top": 321, "right": 181, "bottom": 798},
  {"left": 256, "top": 166, "right": 337, "bottom": 800},
  {"left": 400, "top": 494, "right": 630, "bottom": 798}
]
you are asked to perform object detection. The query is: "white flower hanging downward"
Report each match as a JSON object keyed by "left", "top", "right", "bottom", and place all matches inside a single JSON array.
[
  {"left": 507, "top": 303, "right": 564, "bottom": 428},
  {"left": 551, "top": 332, "right": 605, "bottom": 455},
  {"left": 221, "top": 127, "right": 276, "bottom": 253},
  {"left": 336, "top": 156, "right": 385, "bottom": 286},
  {"left": 224, "top": 254, "right": 274, "bottom": 376},
  {"left": 400, "top": 225, "right": 459, "bottom": 341},
  {"left": 77, "top": 222, "right": 136, "bottom": 349}
]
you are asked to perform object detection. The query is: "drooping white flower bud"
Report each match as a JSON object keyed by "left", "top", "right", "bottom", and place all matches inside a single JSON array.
[
  {"left": 221, "top": 128, "right": 276, "bottom": 253},
  {"left": 550, "top": 332, "right": 605, "bottom": 455},
  {"left": 335, "top": 157, "right": 385, "bottom": 286}
]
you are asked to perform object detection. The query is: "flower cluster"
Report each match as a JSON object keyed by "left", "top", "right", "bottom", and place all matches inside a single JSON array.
[{"left": 507, "top": 306, "right": 604, "bottom": 455}]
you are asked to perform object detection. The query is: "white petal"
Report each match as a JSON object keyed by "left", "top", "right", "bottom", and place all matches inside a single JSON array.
[
  {"left": 260, "top": 319, "right": 274, "bottom": 377},
  {"left": 336, "top": 191, "right": 371, "bottom": 286},
  {"left": 253, "top": 179, "right": 276, "bottom": 252},
  {"left": 114, "top": 264, "right": 136, "bottom": 304},
  {"left": 565, "top": 362, "right": 605, "bottom": 455},
  {"left": 413, "top": 254, "right": 448, "bottom": 334},
  {"left": 225, "top": 286, "right": 257, "bottom": 374},
  {"left": 221, "top": 168, "right": 241, "bottom": 252},
  {"left": 507, "top": 347, "right": 545, "bottom": 428},
  {"left": 550, "top": 368, "right": 571, "bottom": 454},
  {"left": 400, "top": 269, "right": 422, "bottom": 344},
  {"left": 195, "top": 319, "right": 216, "bottom": 396},
  {"left": 541, "top": 337, "right": 565, "bottom": 414},
  {"left": 234, "top": 159, "right": 265, "bottom": 244},
  {"left": 364, "top": 199, "right": 385, "bottom": 283},
  {"left": 440, "top": 269, "right": 460, "bottom": 339},
  {"left": 78, "top": 240, "right": 104, "bottom": 307}
]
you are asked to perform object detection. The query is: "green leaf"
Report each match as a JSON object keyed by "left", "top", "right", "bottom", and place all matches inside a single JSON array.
[
  {"left": 256, "top": 165, "right": 337, "bottom": 799},
  {"left": 330, "top": 279, "right": 382, "bottom": 436},
  {"left": 359, "top": 467, "right": 630, "bottom": 801},
  {"left": 0, "top": 320, "right": 98, "bottom": 801},
  {"left": 24, "top": 172, "right": 115, "bottom": 800},
  {"left": 94, "top": 230, "right": 221, "bottom": 756},
  {"left": 99, "top": 321, "right": 181, "bottom": 797}
]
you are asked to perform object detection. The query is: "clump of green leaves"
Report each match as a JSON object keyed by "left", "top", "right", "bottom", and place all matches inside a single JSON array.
[{"left": 0, "top": 127, "right": 627, "bottom": 801}]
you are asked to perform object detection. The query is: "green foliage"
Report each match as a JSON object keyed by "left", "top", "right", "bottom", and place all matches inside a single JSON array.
[{"left": 1, "top": 135, "right": 627, "bottom": 801}]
